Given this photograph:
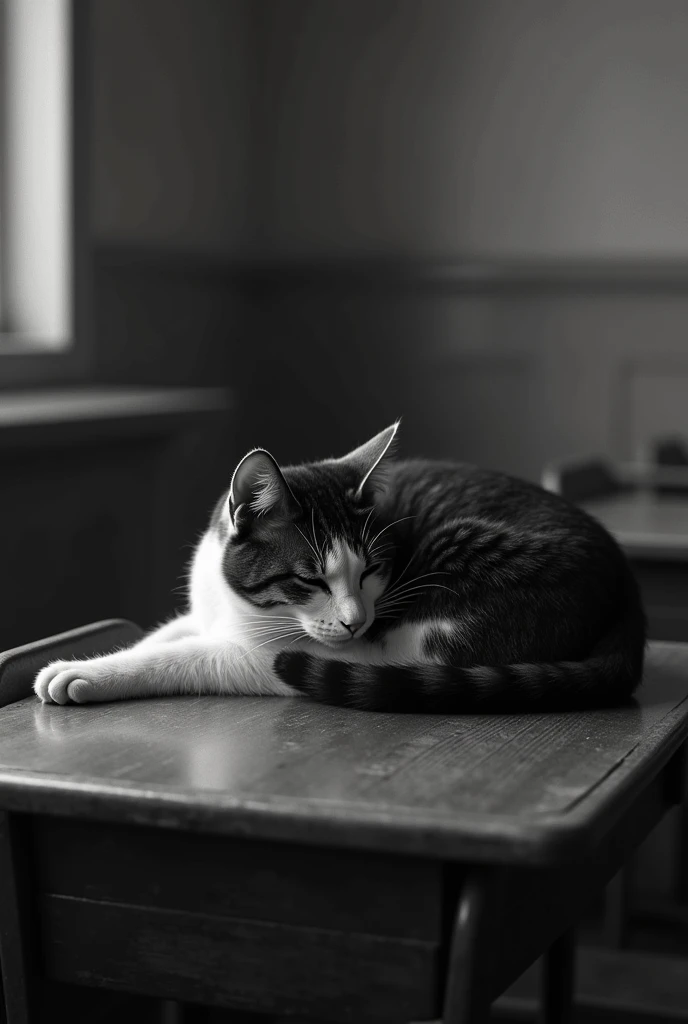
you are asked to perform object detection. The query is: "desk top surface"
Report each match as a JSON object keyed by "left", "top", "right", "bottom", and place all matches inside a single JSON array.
[
  {"left": 0, "top": 643, "right": 686, "bottom": 865},
  {"left": 583, "top": 492, "right": 688, "bottom": 559}
]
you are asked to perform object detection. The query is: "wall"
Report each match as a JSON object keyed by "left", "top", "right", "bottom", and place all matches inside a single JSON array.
[
  {"left": 244, "top": 0, "right": 688, "bottom": 479},
  {"left": 257, "top": 0, "right": 688, "bottom": 259},
  {"left": 87, "top": 0, "right": 250, "bottom": 555},
  {"left": 89, "top": 0, "right": 250, "bottom": 402},
  {"left": 85, "top": 0, "right": 688, "bottom": 475},
  {"left": 239, "top": 276, "right": 688, "bottom": 478},
  {"left": 91, "top": 0, "right": 250, "bottom": 255}
]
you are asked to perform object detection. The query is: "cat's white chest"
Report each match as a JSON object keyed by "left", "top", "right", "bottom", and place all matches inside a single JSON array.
[{"left": 189, "top": 531, "right": 250, "bottom": 637}]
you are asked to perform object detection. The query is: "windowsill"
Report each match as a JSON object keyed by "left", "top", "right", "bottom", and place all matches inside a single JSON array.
[
  {"left": 0, "top": 335, "right": 72, "bottom": 354},
  {"left": 0, "top": 385, "right": 232, "bottom": 449},
  {"left": 0, "top": 334, "right": 88, "bottom": 388}
]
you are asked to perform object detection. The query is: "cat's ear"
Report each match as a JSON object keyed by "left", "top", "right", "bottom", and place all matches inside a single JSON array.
[
  {"left": 229, "top": 449, "right": 300, "bottom": 533},
  {"left": 338, "top": 421, "right": 400, "bottom": 500}
]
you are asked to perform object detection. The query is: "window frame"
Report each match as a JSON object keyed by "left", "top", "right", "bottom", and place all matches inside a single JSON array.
[{"left": 0, "top": 0, "right": 91, "bottom": 389}]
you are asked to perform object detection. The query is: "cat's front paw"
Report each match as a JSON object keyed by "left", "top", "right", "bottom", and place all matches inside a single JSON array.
[{"left": 34, "top": 656, "right": 122, "bottom": 705}]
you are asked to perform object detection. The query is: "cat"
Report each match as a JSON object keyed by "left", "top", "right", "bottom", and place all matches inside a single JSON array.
[{"left": 34, "top": 423, "right": 646, "bottom": 712}]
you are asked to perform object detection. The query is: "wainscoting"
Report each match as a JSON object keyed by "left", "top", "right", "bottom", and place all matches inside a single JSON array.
[
  {"left": 228, "top": 258, "right": 688, "bottom": 480},
  {"left": 0, "top": 388, "right": 231, "bottom": 654},
  {"left": 90, "top": 245, "right": 688, "bottom": 477}
]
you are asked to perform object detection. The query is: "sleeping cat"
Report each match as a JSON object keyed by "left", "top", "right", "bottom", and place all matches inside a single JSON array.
[{"left": 34, "top": 423, "right": 646, "bottom": 712}]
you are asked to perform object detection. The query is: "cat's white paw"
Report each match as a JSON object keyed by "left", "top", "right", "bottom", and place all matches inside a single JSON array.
[{"left": 34, "top": 656, "right": 125, "bottom": 705}]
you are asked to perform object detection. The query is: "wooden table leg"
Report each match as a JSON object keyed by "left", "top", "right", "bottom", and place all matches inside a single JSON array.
[
  {"left": 0, "top": 813, "right": 34, "bottom": 1024},
  {"left": 159, "top": 1001, "right": 186, "bottom": 1024},
  {"left": 442, "top": 871, "right": 493, "bottom": 1024},
  {"left": 663, "top": 743, "right": 688, "bottom": 906},
  {"left": 675, "top": 802, "right": 688, "bottom": 904},
  {"left": 539, "top": 927, "right": 576, "bottom": 1024},
  {"left": 604, "top": 867, "right": 631, "bottom": 947}
]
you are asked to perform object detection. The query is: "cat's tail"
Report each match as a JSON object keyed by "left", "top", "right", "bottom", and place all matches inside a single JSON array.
[{"left": 273, "top": 602, "right": 646, "bottom": 714}]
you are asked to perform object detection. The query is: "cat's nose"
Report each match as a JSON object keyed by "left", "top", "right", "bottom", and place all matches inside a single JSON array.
[
  {"left": 340, "top": 618, "right": 365, "bottom": 635},
  {"left": 339, "top": 597, "right": 366, "bottom": 634}
]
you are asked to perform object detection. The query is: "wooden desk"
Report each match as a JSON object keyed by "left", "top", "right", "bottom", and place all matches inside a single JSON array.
[
  {"left": 570, "top": 478, "right": 688, "bottom": 969},
  {"left": 1, "top": 622, "right": 688, "bottom": 1024},
  {"left": 582, "top": 492, "right": 688, "bottom": 562},
  {"left": 583, "top": 492, "right": 688, "bottom": 641}
]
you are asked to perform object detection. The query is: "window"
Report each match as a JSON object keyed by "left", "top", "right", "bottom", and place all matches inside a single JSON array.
[{"left": 1, "top": 0, "right": 72, "bottom": 351}]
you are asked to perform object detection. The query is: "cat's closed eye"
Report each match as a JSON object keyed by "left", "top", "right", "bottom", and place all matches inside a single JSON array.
[
  {"left": 291, "top": 574, "right": 330, "bottom": 594},
  {"left": 360, "top": 563, "right": 383, "bottom": 586}
]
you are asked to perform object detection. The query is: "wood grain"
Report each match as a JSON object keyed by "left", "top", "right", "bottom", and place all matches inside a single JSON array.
[
  {"left": 40, "top": 893, "right": 438, "bottom": 1022},
  {"left": 0, "top": 632, "right": 686, "bottom": 1020},
  {"left": 0, "top": 640, "right": 686, "bottom": 863},
  {"left": 31, "top": 816, "right": 442, "bottom": 940}
]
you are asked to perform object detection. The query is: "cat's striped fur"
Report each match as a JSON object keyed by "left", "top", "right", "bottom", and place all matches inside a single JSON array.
[
  {"left": 34, "top": 423, "right": 645, "bottom": 712},
  {"left": 273, "top": 449, "right": 646, "bottom": 712}
]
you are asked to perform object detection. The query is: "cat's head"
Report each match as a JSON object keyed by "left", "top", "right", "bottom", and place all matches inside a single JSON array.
[{"left": 221, "top": 424, "right": 399, "bottom": 647}]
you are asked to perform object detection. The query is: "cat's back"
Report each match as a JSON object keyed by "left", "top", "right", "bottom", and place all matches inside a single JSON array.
[
  {"left": 387, "top": 457, "right": 563, "bottom": 508},
  {"left": 384, "top": 458, "right": 612, "bottom": 538}
]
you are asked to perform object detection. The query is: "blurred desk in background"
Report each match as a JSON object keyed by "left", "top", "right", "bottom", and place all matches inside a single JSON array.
[
  {"left": 545, "top": 458, "right": 688, "bottom": 924},
  {"left": 582, "top": 491, "right": 688, "bottom": 563},
  {"left": 0, "top": 387, "right": 232, "bottom": 653},
  {"left": 543, "top": 458, "right": 688, "bottom": 644},
  {"left": 582, "top": 491, "right": 688, "bottom": 643}
]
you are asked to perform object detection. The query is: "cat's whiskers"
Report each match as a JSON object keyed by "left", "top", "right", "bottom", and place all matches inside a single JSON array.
[
  {"left": 236, "top": 630, "right": 305, "bottom": 660},
  {"left": 231, "top": 621, "right": 302, "bottom": 640},
  {"left": 311, "top": 508, "right": 326, "bottom": 570},
  {"left": 382, "top": 571, "right": 450, "bottom": 602},
  {"left": 376, "top": 595, "right": 415, "bottom": 610},
  {"left": 368, "top": 540, "right": 394, "bottom": 564},
  {"left": 387, "top": 551, "right": 418, "bottom": 590},
  {"left": 374, "top": 600, "right": 415, "bottom": 616},
  {"left": 294, "top": 523, "right": 323, "bottom": 572},
  {"left": 285, "top": 631, "right": 308, "bottom": 648},
  {"left": 368, "top": 515, "right": 416, "bottom": 551},
  {"left": 232, "top": 628, "right": 300, "bottom": 642},
  {"left": 235, "top": 623, "right": 295, "bottom": 631},
  {"left": 237, "top": 612, "right": 301, "bottom": 621},
  {"left": 382, "top": 582, "right": 459, "bottom": 602},
  {"left": 361, "top": 506, "right": 377, "bottom": 546},
  {"left": 375, "top": 577, "right": 457, "bottom": 615},
  {"left": 235, "top": 627, "right": 303, "bottom": 645},
  {"left": 238, "top": 617, "right": 299, "bottom": 625}
]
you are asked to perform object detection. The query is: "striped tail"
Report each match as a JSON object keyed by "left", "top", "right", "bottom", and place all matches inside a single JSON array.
[{"left": 273, "top": 606, "right": 646, "bottom": 714}]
